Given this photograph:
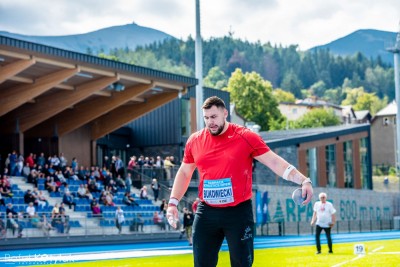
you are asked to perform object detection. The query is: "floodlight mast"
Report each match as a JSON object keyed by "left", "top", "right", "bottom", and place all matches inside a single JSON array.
[
  {"left": 387, "top": 21, "right": 400, "bottom": 183},
  {"left": 195, "top": 0, "right": 204, "bottom": 131}
]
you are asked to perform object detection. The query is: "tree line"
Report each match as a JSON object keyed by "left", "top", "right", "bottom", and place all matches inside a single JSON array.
[{"left": 98, "top": 36, "right": 395, "bottom": 130}]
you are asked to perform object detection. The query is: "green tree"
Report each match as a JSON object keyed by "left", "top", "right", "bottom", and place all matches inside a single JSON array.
[
  {"left": 341, "top": 87, "right": 387, "bottom": 115},
  {"left": 273, "top": 88, "right": 296, "bottom": 103},
  {"left": 203, "top": 66, "right": 228, "bottom": 89},
  {"left": 292, "top": 108, "right": 341, "bottom": 129},
  {"left": 224, "top": 69, "right": 282, "bottom": 130},
  {"left": 310, "top": 80, "right": 327, "bottom": 98},
  {"left": 280, "top": 70, "right": 303, "bottom": 98}
]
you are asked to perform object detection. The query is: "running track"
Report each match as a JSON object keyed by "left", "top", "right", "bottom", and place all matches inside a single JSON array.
[{"left": 1, "top": 231, "right": 399, "bottom": 265}]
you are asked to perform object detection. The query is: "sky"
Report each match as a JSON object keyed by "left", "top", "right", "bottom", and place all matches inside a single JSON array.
[{"left": 0, "top": 0, "right": 399, "bottom": 50}]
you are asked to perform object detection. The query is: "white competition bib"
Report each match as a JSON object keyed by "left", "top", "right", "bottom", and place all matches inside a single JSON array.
[{"left": 203, "top": 178, "right": 234, "bottom": 205}]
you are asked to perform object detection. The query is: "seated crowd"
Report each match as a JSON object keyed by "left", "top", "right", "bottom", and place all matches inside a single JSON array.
[{"left": 0, "top": 150, "right": 180, "bottom": 237}]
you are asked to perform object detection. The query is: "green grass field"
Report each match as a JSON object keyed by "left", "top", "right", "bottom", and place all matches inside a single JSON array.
[{"left": 41, "top": 239, "right": 400, "bottom": 267}]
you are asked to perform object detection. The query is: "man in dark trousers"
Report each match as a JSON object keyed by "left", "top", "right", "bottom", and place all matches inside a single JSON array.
[
  {"left": 182, "top": 207, "right": 194, "bottom": 246},
  {"left": 166, "top": 96, "right": 313, "bottom": 267},
  {"left": 311, "top": 192, "right": 336, "bottom": 254}
]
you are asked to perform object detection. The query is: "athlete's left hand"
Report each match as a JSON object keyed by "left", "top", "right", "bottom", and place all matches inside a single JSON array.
[{"left": 301, "top": 182, "right": 313, "bottom": 205}]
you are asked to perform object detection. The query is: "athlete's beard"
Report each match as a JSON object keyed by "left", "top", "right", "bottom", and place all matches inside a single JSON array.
[{"left": 208, "top": 121, "right": 225, "bottom": 136}]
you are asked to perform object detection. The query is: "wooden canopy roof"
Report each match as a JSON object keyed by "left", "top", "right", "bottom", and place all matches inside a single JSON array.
[{"left": 0, "top": 35, "right": 197, "bottom": 140}]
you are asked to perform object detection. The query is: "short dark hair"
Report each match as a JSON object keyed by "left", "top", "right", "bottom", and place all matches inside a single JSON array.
[{"left": 202, "top": 96, "right": 226, "bottom": 110}]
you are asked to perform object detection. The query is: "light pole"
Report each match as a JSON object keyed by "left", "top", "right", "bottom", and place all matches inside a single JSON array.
[
  {"left": 387, "top": 22, "right": 400, "bottom": 189},
  {"left": 195, "top": 0, "right": 204, "bottom": 131}
]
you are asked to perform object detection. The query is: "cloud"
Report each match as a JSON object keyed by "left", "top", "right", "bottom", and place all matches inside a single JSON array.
[{"left": 0, "top": 0, "right": 399, "bottom": 49}]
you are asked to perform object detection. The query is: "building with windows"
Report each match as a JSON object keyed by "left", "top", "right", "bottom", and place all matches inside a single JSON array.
[
  {"left": 371, "top": 100, "right": 397, "bottom": 166},
  {"left": 253, "top": 124, "right": 372, "bottom": 190}
]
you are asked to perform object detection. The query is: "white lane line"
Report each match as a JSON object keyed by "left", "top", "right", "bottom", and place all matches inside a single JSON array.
[
  {"left": 0, "top": 249, "right": 193, "bottom": 264},
  {"left": 371, "top": 246, "right": 384, "bottom": 253},
  {"left": 331, "top": 255, "right": 365, "bottom": 267}
]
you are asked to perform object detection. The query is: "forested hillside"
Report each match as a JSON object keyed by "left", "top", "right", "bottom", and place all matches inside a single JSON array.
[{"left": 104, "top": 36, "right": 395, "bottom": 105}]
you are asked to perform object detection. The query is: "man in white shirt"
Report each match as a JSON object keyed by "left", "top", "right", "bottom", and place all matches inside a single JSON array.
[
  {"left": 311, "top": 192, "right": 336, "bottom": 254},
  {"left": 26, "top": 202, "right": 36, "bottom": 218}
]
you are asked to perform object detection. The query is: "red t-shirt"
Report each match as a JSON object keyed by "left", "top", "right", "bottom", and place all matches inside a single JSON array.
[{"left": 183, "top": 123, "right": 270, "bottom": 207}]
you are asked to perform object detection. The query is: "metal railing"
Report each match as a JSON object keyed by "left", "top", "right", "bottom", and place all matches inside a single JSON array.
[
  {"left": 0, "top": 211, "right": 183, "bottom": 240},
  {"left": 256, "top": 219, "right": 400, "bottom": 236}
]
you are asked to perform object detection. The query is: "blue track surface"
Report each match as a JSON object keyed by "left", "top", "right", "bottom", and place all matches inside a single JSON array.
[{"left": 1, "top": 231, "right": 399, "bottom": 265}]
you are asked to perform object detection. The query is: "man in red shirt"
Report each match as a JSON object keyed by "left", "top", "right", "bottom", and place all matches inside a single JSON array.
[{"left": 166, "top": 96, "right": 313, "bottom": 267}]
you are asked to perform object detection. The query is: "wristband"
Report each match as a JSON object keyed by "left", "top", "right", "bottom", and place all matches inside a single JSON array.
[
  {"left": 301, "top": 177, "right": 312, "bottom": 185},
  {"left": 168, "top": 197, "right": 179, "bottom": 207},
  {"left": 282, "top": 165, "right": 296, "bottom": 180}
]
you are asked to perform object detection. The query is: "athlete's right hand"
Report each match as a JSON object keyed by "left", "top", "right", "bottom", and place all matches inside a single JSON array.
[{"left": 166, "top": 205, "right": 179, "bottom": 229}]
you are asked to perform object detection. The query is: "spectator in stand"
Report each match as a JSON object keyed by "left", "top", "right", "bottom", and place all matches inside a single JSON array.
[
  {"left": 7, "top": 212, "right": 23, "bottom": 237},
  {"left": 27, "top": 169, "right": 39, "bottom": 185},
  {"left": 140, "top": 186, "right": 148, "bottom": 200},
  {"left": 137, "top": 155, "right": 145, "bottom": 169},
  {"left": 92, "top": 202, "right": 102, "bottom": 217},
  {"left": 115, "top": 155, "right": 125, "bottom": 178},
  {"left": 22, "top": 162, "right": 31, "bottom": 178},
  {"left": 50, "top": 154, "right": 61, "bottom": 171},
  {"left": 163, "top": 156, "right": 175, "bottom": 180},
  {"left": 55, "top": 170, "right": 67, "bottom": 186},
  {"left": 62, "top": 183, "right": 72, "bottom": 196},
  {"left": 51, "top": 203, "right": 60, "bottom": 219},
  {"left": 155, "top": 156, "right": 164, "bottom": 168},
  {"left": 77, "top": 166, "right": 86, "bottom": 181},
  {"left": 0, "top": 179, "right": 13, "bottom": 198},
  {"left": 160, "top": 199, "right": 167, "bottom": 212},
  {"left": 37, "top": 190, "right": 49, "bottom": 208},
  {"left": 131, "top": 213, "right": 144, "bottom": 232},
  {"left": 192, "top": 197, "right": 200, "bottom": 214},
  {"left": 115, "top": 206, "right": 125, "bottom": 234},
  {"left": 24, "top": 189, "right": 38, "bottom": 206},
  {"left": 103, "top": 191, "right": 115, "bottom": 206},
  {"left": 124, "top": 173, "right": 132, "bottom": 193},
  {"left": 25, "top": 202, "right": 36, "bottom": 218},
  {"left": 38, "top": 213, "right": 54, "bottom": 236},
  {"left": 6, "top": 203, "right": 18, "bottom": 217},
  {"left": 59, "top": 202, "right": 66, "bottom": 214},
  {"left": 60, "top": 210, "right": 70, "bottom": 234},
  {"left": 15, "top": 153, "right": 24, "bottom": 176},
  {"left": 110, "top": 156, "right": 117, "bottom": 178},
  {"left": 59, "top": 153, "right": 68, "bottom": 171},
  {"left": 62, "top": 192, "right": 76, "bottom": 210},
  {"left": 84, "top": 186, "right": 94, "bottom": 200},
  {"left": 25, "top": 153, "right": 35, "bottom": 168},
  {"left": 127, "top": 156, "right": 137, "bottom": 174},
  {"left": 9, "top": 151, "right": 17, "bottom": 176},
  {"left": 123, "top": 192, "right": 139, "bottom": 207},
  {"left": 45, "top": 176, "right": 58, "bottom": 193},
  {"left": 90, "top": 197, "right": 98, "bottom": 210},
  {"left": 77, "top": 184, "right": 87, "bottom": 198},
  {"left": 115, "top": 174, "right": 126, "bottom": 190},
  {"left": 151, "top": 178, "right": 160, "bottom": 202},
  {"left": 36, "top": 152, "right": 46, "bottom": 168},
  {"left": 153, "top": 211, "right": 165, "bottom": 230},
  {"left": 71, "top": 157, "right": 78, "bottom": 173}
]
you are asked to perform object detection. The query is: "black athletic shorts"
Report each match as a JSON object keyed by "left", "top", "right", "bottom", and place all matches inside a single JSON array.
[{"left": 192, "top": 199, "right": 254, "bottom": 267}]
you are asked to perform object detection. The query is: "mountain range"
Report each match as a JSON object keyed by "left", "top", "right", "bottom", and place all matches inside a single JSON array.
[
  {"left": 0, "top": 23, "right": 175, "bottom": 54},
  {"left": 311, "top": 29, "right": 397, "bottom": 65},
  {"left": 0, "top": 23, "right": 397, "bottom": 65}
]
